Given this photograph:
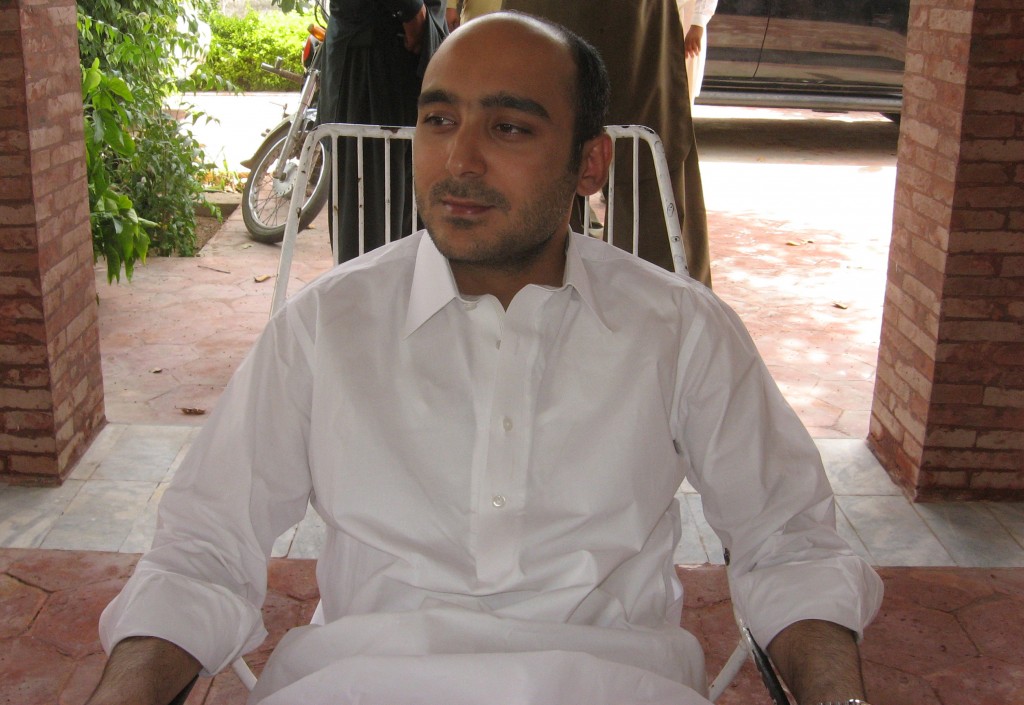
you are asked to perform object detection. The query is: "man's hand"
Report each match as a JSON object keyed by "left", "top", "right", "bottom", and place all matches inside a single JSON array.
[
  {"left": 684, "top": 25, "right": 704, "bottom": 58},
  {"left": 403, "top": 4, "right": 428, "bottom": 54},
  {"left": 766, "top": 619, "right": 868, "bottom": 705},
  {"left": 86, "top": 636, "right": 201, "bottom": 705}
]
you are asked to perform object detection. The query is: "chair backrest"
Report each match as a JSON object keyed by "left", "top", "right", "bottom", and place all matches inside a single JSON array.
[{"left": 270, "top": 123, "right": 688, "bottom": 316}]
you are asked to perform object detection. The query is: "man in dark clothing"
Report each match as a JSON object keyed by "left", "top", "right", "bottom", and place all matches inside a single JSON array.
[
  {"left": 501, "top": 0, "right": 712, "bottom": 287},
  {"left": 320, "top": 0, "right": 447, "bottom": 263}
]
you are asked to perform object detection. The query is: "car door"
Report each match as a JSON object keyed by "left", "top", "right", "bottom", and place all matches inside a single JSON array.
[
  {"left": 703, "top": 0, "right": 771, "bottom": 82},
  {"left": 754, "top": 0, "right": 908, "bottom": 93}
]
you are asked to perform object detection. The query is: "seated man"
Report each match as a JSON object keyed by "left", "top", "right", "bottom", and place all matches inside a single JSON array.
[{"left": 88, "top": 12, "right": 882, "bottom": 705}]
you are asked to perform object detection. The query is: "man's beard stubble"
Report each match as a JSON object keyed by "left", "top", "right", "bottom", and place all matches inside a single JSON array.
[{"left": 419, "top": 174, "right": 578, "bottom": 272}]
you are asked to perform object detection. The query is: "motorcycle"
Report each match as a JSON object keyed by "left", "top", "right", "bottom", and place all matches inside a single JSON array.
[{"left": 241, "top": 2, "right": 330, "bottom": 244}]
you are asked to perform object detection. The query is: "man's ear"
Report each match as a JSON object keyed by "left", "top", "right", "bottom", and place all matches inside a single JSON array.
[{"left": 575, "top": 133, "right": 612, "bottom": 197}]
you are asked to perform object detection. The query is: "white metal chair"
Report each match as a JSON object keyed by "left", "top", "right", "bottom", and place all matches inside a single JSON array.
[
  {"left": 218, "top": 122, "right": 785, "bottom": 703},
  {"left": 270, "top": 122, "right": 688, "bottom": 316}
]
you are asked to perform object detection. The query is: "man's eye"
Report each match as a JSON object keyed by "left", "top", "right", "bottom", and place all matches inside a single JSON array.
[
  {"left": 421, "top": 114, "right": 454, "bottom": 127},
  {"left": 495, "top": 123, "right": 530, "bottom": 136}
]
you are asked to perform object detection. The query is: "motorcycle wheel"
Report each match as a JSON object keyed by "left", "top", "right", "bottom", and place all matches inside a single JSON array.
[{"left": 241, "top": 122, "right": 330, "bottom": 244}]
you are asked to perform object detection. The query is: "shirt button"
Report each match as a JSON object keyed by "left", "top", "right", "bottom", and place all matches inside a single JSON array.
[
  {"left": 502, "top": 417, "right": 513, "bottom": 432},
  {"left": 491, "top": 494, "right": 507, "bottom": 508}
]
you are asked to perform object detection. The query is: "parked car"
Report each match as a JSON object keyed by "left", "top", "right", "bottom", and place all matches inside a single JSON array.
[{"left": 700, "top": 0, "right": 909, "bottom": 117}]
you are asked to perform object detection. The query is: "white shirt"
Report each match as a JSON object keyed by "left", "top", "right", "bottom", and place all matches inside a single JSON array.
[{"left": 100, "top": 231, "right": 882, "bottom": 705}]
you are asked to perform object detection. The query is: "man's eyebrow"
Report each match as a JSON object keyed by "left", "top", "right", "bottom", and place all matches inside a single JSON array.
[
  {"left": 480, "top": 92, "right": 551, "bottom": 120},
  {"left": 417, "top": 88, "right": 551, "bottom": 121},
  {"left": 418, "top": 89, "right": 456, "bottom": 108}
]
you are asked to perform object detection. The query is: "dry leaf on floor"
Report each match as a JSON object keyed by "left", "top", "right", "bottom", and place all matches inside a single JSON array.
[
  {"left": 179, "top": 407, "right": 207, "bottom": 416},
  {"left": 254, "top": 274, "right": 272, "bottom": 283},
  {"left": 785, "top": 240, "right": 804, "bottom": 247},
  {"left": 241, "top": 244, "right": 253, "bottom": 249},
  {"left": 150, "top": 368, "right": 163, "bottom": 374},
  {"left": 833, "top": 302, "right": 849, "bottom": 310}
]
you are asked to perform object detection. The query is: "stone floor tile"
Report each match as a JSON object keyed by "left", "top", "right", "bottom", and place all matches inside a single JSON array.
[
  {"left": 4, "top": 548, "right": 138, "bottom": 592},
  {"left": 119, "top": 481, "right": 170, "bottom": 553},
  {"left": 914, "top": 502, "right": 1024, "bottom": 568},
  {"left": 0, "top": 480, "right": 84, "bottom": 549},
  {"left": 271, "top": 526, "right": 296, "bottom": 558},
  {"left": 91, "top": 424, "right": 193, "bottom": 482},
  {"left": 65, "top": 423, "right": 128, "bottom": 481},
  {"left": 816, "top": 438, "right": 902, "bottom": 496},
  {"left": 685, "top": 494, "right": 725, "bottom": 565},
  {"left": 925, "top": 656, "right": 1024, "bottom": 705},
  {"left": 0, "top": 574, "right": 47, "bottom": 639},
  {"left": 838, "top": 495, "right": 954, "bottom": 566},
  {"left": 675, "top": 494, "right": 711, "bottom": 565},
  {"left": 40, "top": 481, "right": 157, "bottom": 552},
  {"left": 31, "top": 577, "right": 125, "bottom": 659},
  {"left": 835, "top": 507, "right": 874, "bottom": 563},
  {"left": 288, "top": 510, "right": 327, "bottom": 560},
  {"left": 0, "top": 636, "right": 76, "bottom": 705},
  {"left": 861, "top": 593, "right": 978, "bottom": 678},
  {"left": 987, "top": 501, "right": 1024, "bottom": 549},
  {"left": 957, "top": 591, "right": 1024, "bottom": 664}
]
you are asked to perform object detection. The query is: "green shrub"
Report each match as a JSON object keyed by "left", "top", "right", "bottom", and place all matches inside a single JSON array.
[
  {"left": 78, "top": 0, "right": 221, "bottom": 278},
  {"left": 200, "top": 10, "right": 318, "bottom": 92}
]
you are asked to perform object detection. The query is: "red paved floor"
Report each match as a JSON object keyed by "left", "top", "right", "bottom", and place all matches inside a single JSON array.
[{"left": 2, "top": 548, "right": 1021, "bottom": 705}]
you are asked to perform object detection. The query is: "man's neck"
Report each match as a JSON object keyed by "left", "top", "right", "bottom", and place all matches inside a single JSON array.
[{"left": 450, "top": 231, "right": 569, "bottom": 309}]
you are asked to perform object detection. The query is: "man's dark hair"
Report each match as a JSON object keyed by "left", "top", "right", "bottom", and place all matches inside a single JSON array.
[
  {"left": 506, "top": 12, "right": 610, "bottom": 171},
  {"left": 562, "top": 27, "right": 611, "bottom": 171}
]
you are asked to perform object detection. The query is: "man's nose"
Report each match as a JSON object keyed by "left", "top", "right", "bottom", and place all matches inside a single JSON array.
[{"left": 445, "top": 127, "right": 486, "bottom": 178}]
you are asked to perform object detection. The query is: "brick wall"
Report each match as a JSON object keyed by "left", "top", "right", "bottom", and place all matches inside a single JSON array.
[
  {"left": 0, "top": 0, "right": 104, "bottom": 485},
  {"left": 870, "top": 0, "right": 1024, "bottom": 501}
]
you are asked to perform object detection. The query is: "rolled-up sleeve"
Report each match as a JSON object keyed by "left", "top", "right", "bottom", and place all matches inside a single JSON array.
[
  {"left": 99, "top": 301, "right": 318, "bottom": 674},
  {"left": 674, "top": 290, "right": 883, "bottom": 648}
]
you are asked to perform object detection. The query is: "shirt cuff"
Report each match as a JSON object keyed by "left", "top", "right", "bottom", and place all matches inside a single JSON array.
[
  {"left": 728, "top": 555, "right": 884, "bottom": 649},
  {"left": 99, "top": 568, "right": 268, "bottom": 675}
]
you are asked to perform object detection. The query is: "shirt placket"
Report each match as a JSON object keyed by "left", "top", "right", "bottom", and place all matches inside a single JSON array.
[{"left": 473, "top": 291, "right": 546, "bottom": 585}]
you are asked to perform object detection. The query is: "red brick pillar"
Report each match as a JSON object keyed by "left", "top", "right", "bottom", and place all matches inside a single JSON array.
[
  {"left": 870, "top": 0, "right": 1024, "bottom": 501},
  {"left": 0, "top": 0, "right": 104, "bottom": 486}
]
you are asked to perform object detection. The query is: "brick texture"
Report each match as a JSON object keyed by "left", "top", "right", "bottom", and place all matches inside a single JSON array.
[
  {"left": 0, "top": 0, "right": 104, "bottom": 486},
  {"left": 870, "top": 0, "right": 1024, "bottom": 501}
]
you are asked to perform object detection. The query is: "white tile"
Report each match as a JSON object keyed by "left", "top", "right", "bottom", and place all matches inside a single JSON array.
[
  {"left": 40, "top": 480, "right": 157, "bottom": 552},
  {"left": 66, "top": 423, "right": 129, "bottom": 480},
  {"left": 816, "top": 439, "right": 901, "bottom": 496},
  {"left": 674, "top": 496, "right": 710, "bottom": 565},
  {"left": 272, "top": 526, "right": 297, "bottom": 558},
  {"left": 120, "top": 482, "right": 170, "bottom": 553},
  {"left": 287, "top": 509, "right": 326, "bottom": 559},
  {"left": 835, "top": 505, "right": 874, "bottom": 564},
  {"left": 0, "top": 481, "right": 85, "bottom": 548},
  {"left": 987, "top": 502, "right": 1024, "bottom": 549},
  {"left": 838, "top": 495, "right": 953, "bottom": 566},
  {"left": 685, "top": 494, "right": 725, "bottom": 565},
  {"left": 92, "top": 424, "right": 193, "bottom": 482},
  {"left": 913, "top": 503, "right": 1024, "bottom": 568}
]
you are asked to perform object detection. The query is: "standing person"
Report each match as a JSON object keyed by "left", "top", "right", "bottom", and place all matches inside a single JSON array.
[
  {"left": 87, "top": 14, "right": 881, "bottom": 705},
  {"left": 320, "top": 0, "right": 447, "bottom": 263},
  {"left": 678, "top": 0, "right": 718, "bottom": 103},
  {"left": 501, "top": 0, "right": 713, "bottom": 286}
]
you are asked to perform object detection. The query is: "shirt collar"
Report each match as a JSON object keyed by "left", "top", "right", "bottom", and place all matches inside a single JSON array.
[{"left": 403, "top": 231, "right": 611, "bottom": 338}]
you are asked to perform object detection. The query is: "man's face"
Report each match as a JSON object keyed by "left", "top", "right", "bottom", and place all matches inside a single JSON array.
[{"left": 413, "top": 20, "right": 582, "bottom": 269}]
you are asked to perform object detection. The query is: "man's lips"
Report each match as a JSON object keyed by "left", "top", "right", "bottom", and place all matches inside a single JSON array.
[{"left": 441, "top": 198, "right": 495, "bottom": 216}]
